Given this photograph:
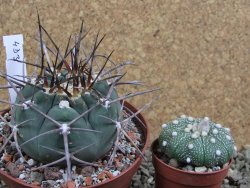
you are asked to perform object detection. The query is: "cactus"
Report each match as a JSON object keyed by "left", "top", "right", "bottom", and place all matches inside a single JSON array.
[
  {"left": 12, "top": 80, "right": 121, "bottom": 164},
  {"left": 158, "top": 115, "right": 236, "bottom": 167},
  {"left": 0, "top": 15, "right": 157, "bottom": 181}
]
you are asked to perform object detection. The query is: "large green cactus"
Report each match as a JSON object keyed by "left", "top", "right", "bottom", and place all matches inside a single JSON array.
[
  {"left": 13, "top": 80, "right": 120, "bottom": 163},
  {"left": 0, "top": 16, "right": 157, "bottom": 182},
  {"left": 159, "top": 115, "right": 236, "bottom": 167}
]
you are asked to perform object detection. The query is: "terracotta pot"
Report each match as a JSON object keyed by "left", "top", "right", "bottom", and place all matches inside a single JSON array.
[
  {"left": 152, "top": 139, "right": 232, "bottom": 188},
  {"left": 0, "top": 101, "right": 150, "bottom": 188}
]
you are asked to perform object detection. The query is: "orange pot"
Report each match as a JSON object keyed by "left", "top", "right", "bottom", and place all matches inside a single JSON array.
[
  {"left": 152, "top": 140, "right": 232, "bottom": 188},
  {"left": 0, "top": 101, "right": 150, "bottom": 188}
]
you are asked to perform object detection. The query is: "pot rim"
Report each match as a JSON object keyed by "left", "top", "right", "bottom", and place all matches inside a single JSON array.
[
  {"left": 0, "top": 101, "right": 150, "bottom": 187},
  {"left": 152, "top": 139, "right": 232, "bottom": 175}
]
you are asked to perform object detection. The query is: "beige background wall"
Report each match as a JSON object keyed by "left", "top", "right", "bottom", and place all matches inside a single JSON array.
[{"left": 0, "top": 0, "right": 249, "bottom": 148}]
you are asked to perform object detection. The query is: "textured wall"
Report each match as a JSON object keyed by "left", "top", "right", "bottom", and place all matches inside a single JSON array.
[{"left": 0, "top": 0, "right": 249, "bottom": 148}]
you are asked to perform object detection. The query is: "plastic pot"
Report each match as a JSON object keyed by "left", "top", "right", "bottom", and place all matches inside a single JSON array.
[
  {"left": 0, "top": 101, "right": 150, "bottom": 188},
  {"left": 152, "top": 139, "right": 232, "bottom": 188}
]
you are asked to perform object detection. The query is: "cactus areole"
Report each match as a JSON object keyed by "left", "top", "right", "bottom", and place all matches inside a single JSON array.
[{"left": 159, "top": 115, "right": 236, "bottom": 168}]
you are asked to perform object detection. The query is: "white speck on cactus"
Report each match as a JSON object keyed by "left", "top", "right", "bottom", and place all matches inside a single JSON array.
[
  {"left": 226, "top": 135, "right": 231, "bottom": 140},
  {"left": 225, "top": 128, "right": 230, "bottom": 132},
  {"left": 198, "top": 118, "right": 210, "bottom": 133},
  {"left": 215, "top": 124, "right": 222, "bottom": 128},
  {"left": 186, "top": 157, "right": 191, "bottom": 163},
  {"left": 104, "top": 101, "right": 110, "bottom": 109},
  {"left": 210, "top": 137, "right": 216, "bottom": 143},
  {"left": 195, "top": 131, "right": 200, "bottom": 135},
  {"left": 188, "top": 143, "right": 194, "bottom": 149},
  {"left": 84, "top": 91, "right": 90, "bottom": 95},
  {"left": 162, "top": 124, "right": 167, "bottom": 128},
  {"left": 234, "top": 146, "right": 237, "bottom": 151},
  {"left": 116, "top": 122, "right": 121, "bottom": 129},
  {"left": 191, "top": 132, "right": 199, "bottom": 139},
  {"left": 22, "top": 100, "right": 32, "bottom": 110},
  {"left": 181, "top": 115, "right": 186, "bottom": 118},
  {"left": 173, "top": 120, "right": 179, "bottom": 125},
  {"left": 187, "top": 124, "right": 193, "bottom": 129},
  {"left": 172, "top": 131, "right": 177, "bottom": 136},
  {"left": 12, "top": 126, "right": 19, "bottom": 132},
  {"left": 216, "top": 150, "right": 221, "bottom": 156},
  {"left": 162, "top": 141, "right": 167, "bottom": 146},
  {"left": 204, "top": 117, "right": 209, "bottom": 121},
  {"left": 185, "top": 128, "right": 191, "bottom": 132},
  {"left": 212, "top": 129, "right": 218, "bottom": 135},
  {"left": 188, "top": 117, "right": 194, "bottom": 121},
  {"left": 59, "top": 100, "right": 70, "bottom": 109},
  {"left": 201, "top": 131, "right": 208, "bottom": 137},
  {"left": 61, "top": 123, "right": 70, "bottom": 134}
]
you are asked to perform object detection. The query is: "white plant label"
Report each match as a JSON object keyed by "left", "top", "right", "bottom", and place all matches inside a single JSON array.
[{"left": 3, "top": 34, "right": 27, "bottom": 103}]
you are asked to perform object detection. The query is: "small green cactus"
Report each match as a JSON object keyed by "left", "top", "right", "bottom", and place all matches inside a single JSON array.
[{"left": 158, "top": 115, "right": 236, "bottom": 167}]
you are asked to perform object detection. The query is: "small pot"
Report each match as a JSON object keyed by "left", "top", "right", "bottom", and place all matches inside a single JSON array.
[
  {"left": 0, "top": 101, "right": 150, "bottom": 188},
  {"left": 152, "top": 139, "right": 232, "bottom": 188}
]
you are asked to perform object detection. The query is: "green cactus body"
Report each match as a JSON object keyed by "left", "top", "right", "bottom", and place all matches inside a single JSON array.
[
  {"left": 159, "top": 115, "right": 235, "bottom": 167},
  {"left": 13, "top": 80, "right": 121, "bottom": 164}
]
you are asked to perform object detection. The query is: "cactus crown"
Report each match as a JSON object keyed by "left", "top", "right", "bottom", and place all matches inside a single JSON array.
[
  {"left": 0, "top": 15, "right": 157, "bottom": 181},
  {"left": 159, "top": 115, "right": 236, "bottom": 168}
]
